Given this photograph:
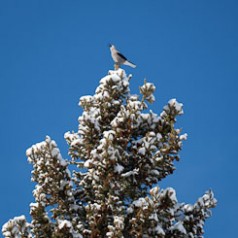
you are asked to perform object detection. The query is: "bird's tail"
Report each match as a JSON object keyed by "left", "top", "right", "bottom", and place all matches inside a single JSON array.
[{"left": 124, "top": 60, "right": 136, "bottom": 68}]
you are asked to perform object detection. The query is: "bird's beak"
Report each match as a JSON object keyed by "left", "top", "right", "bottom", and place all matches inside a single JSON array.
[{"left": 108, "top": 43, "right": 112, "bottom": 48}]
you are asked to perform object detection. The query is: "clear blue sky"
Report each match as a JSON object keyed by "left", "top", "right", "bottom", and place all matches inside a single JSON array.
[{"left": 0, "top": 0, "right": 237, "bottom": 237}]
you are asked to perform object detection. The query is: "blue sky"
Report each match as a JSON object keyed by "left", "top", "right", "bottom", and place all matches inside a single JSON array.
[{"left": 0, "top": 0, "right": 237, "bottom": 237}]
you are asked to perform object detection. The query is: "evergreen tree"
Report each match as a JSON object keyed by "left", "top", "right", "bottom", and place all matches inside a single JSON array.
[{"left": 2, "top": 68, "right": 216, "bottom": 238}]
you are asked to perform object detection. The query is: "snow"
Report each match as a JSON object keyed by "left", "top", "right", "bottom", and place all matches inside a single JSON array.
[
  {"left": 78, "top": 108, "right": 101, "bottom": 132},
  {"left": 127, "top": 207, "right": 133, "bottom": 214},
  {"left": 150, "top": 169, "right": 160, "bottom": 176},
  {"left": 79, "top": 95, "right": 95, "bottom": 106},
  {"left": 155, "top": 156, "right": 163, "bottom": 162},
  {"left": 133, "top": 197, "right": 149, "bottom": 208},
  {"left": 184, "top": 204, "right": 193, "bottom": 212},
  {"left": 149, "top": 213, "right": 158, "bottom": 222},
  {"left": 70, "top": 138, "right": 81, "bottom": 147},
  {"left": 2, "top": 231, "right": 11, "bottom": 236},
  {"left": 103, "top": 130, "right": 116, "bottom": 140},
  {"left": 143, "top": 141, "right": 150, "bottom": 149},
  {"left": 155, "top": 224, "right": 165, "bottom": 235},
  {"left": 90, "top": 149, "right": 98, "bottom": 158},
  {"left": 58, "top": 219, "right": 83, "bottom": 237},
  {"left": 150, "top": 186, "right": 159, "bottom": 196},
  {"left": 172, "top": 221, "right": 187, "bottom": 234},
  {"left": 108, "top": 68, "right": 127, "bottom": 78},
  {"left": 127, "top": 100, "right": 143, "bottom": 111},
  {"left": 140, "top": 82, "right": 156, "bottom": 102},
  {"left": 2, "top": 215, "right": 29, "bottom": 238},
  {"left": 180, "top": 133, "right": 188, "bottom": 140},
  {"left": 26, "top": 147, "right": 32, "bottom": 157},
  {"left": 160, "top": 110, "right": 167, "bottom": 118},
  {"left": 14, "top": 215, "right": 25, "bottom": 222},
  {"left": 100, "top": 74, "right": 120, "bottom": 84},
  {"left": 91, "top": 203, "right": 101, "bottom": 210},
  {"left": 168, "top": 98, "right": 184, "bottom": 114},
  {"left": 84, "top": 159, "right": 93, "bottom": 168},
  {"left": 113, "top": 216, "right": 124, "bottom": 229},
  {"left": 95, "top": 69, "right": 130, "bottom": 104},
  {"left": 167, "top": 188, "right": 177, "bottom": 203},
  {"left": 59, "top": 157, "right": 68, "bottom": 167},
  {"left": 106, "top": 231, "right": 114, "bottom": 237},
  {"left": 121, "top": 168, "right": 139, "bottom": 177},
  {"left": 140, "top": 82, "right": 155, "bottom": 92},
  {"left": 114, "top": 163, "right": 124, "bottom": 173},
  {"left": 58, "top": 219, "right": 72, "bottom": 230},
  {"left": 133, "top": 198, "right": 146, "bottom": 207},
  {"left": 51, "top": 147, "right": 59, "bottom": 157},
  {"left": 64, "top": 131, "right": 79, "bottom": 141},
  {"left": 27, "top": 136, "right": 68, "bottom": 168},
  {"left": 30, "top": 202, "right": 39, "bottom": 208},
  {"left": 157, "top": 133, "right": 162, "bottom": 140},
  {"left": 138, "top": 147, "right": 146, "bottom": 155}
]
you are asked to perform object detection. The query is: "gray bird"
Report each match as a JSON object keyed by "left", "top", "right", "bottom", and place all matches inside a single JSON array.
[{"left": 109, "top": 44, "right": 136, "bottom": 69}]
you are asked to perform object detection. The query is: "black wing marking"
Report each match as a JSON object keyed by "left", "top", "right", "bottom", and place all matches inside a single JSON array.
[{"left": 117, "top": 52, "right": 127, "bottom": 61}]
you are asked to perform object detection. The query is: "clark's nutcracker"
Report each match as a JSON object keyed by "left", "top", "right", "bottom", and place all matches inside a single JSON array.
[{"left": 109, "top": 44, "right": 136, "bottom": 69}]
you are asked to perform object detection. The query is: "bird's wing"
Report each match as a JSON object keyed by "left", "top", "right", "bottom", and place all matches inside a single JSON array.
[
  {"left": 117, "top": 52, "right": 127, "bottom": 61},
  {"left": 124, "top": 60, "right": 136, "bottom": 68}
]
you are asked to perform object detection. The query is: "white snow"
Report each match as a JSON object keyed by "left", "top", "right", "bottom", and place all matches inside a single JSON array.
[
  {"left": 157, "top": 133, "right": 162, "bottom": 140},
  {"left": 51, "top": 148, "right": 59, "bottom": 157},
  {"left": 113, "top": 216, "right": 124, "bottom": 229},
  {"left": 180, "top": 133, "right": 188, "bottom": 140},
  {"left": 149, "top": 213, "right": 158, "bottom": 222},
  {"left": 58, "top": 219, "right": 72, "bottom": 230},
  {"left": 2, "top": 215, "right": 29, "bottom": 238},
  {"left": 184, "top": 204, "right": 193, "bottom": 212},
  {"left": 133, "top": 198, "right": 147, "bottom": 207},
  {"left": 91, "top": 203, "right": 101, "bottom": 210},
  {"left": 150, "top": 169, "right": 160, "bottom": 176},
  {"left": 150, "top": 186, "right": 159, "bottom": 196},
  {"left": 114, "top": 163, "right": 124, "bottom": 173},
  {"left": 26, "top": 147, "right": 32, "bottom": 157},
  {"left": 30, "top": 202, "right": 39, "bottom": 208},
  {"left": 167, "top": 188, "right": 177, "bottom": 203},
  {"left": 172, "top": 221, "right": 187, "bottom": 234},
  {"left": 121, "top": 168, "right": 139, "bottom": 177},
  {"left": 103, "top": 130, "right": 115, "bottom": 140},
  {"left": 79, "top": 95, "right": 94, "bottom": 106},
  {"left": 155, "top": 224, "right": 165, "bottom": 235},
  {"left": 127, "top": 207, "right": 133, "bottom": 214},
  {"left": 64, "top": 131, "right": 80, "bottom": 143},
  {"left": 59, "top": 157, "right": 68, "bottom": 167},
  {"left": 70, "top": 138, "right": 81, "bottom": 147},
  {"left": 100, "top": 74, "right": 120, "bottom": 85},
  {"left": 138, "top": 147, "right": 146, "bottom": 155},
  {"left": 127, "top": 100, "right": 143, "bottom": 111},
  {"left": 84, "top": 159, "right": 93, "bottom": 168},
  {"left": 133, "top": 197, "right": 152, "bottom": 210},
  {"left": 168, "top": 98, "right": 184, "bottom": 114},
  {"left": 140, "top": 82, "right": 155, "bottom": 92}
]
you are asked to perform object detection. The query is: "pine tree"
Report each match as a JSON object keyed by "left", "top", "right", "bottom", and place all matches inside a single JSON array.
[{"left": 2, "top": 68, "right": 217, "bottom": 238}]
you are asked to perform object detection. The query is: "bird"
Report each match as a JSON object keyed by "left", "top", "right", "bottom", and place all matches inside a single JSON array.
[{"left": 109, "top": 44, "right": 136, "bottom": 69}]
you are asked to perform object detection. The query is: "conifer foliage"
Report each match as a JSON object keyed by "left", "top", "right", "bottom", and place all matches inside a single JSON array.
[{"left": 2, "top": 69, "right": 216, "bottom": 238}]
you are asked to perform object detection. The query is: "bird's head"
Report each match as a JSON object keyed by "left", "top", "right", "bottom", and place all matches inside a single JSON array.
[{"left": 108, "top": 43, "right": 115, "bottom": 49}]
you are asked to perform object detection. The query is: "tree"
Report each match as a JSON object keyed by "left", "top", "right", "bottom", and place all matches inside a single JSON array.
[{"left": 2, "top": 68, "right": 217, "bottom": 238}]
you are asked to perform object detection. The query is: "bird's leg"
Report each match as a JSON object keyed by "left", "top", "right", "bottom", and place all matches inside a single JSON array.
[
  {"left": 120, "top": 70, "right": 124, "bottom": 78},
  {"left": 114, "top": 63, "right": 119, "bottom": 70}
]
